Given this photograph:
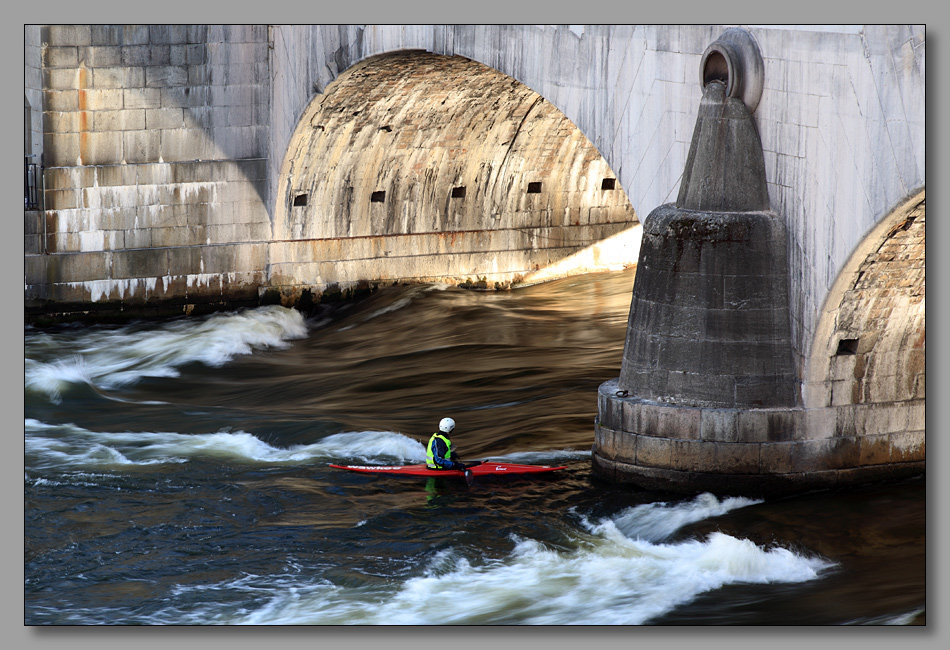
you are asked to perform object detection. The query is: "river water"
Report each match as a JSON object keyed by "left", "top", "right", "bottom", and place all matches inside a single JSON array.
[{"left": 24, "top": 269, "right": 925, "bottom": 625}]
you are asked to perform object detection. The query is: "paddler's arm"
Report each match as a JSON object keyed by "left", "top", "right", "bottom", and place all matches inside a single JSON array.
[
  {"left": 432, "top": 455, "right": 456, "bottom": 469},
  {"left": 431, "top": 438, "right": 462, "bottom": 470}
]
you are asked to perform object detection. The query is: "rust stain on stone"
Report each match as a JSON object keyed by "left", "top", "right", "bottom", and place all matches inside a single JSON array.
[{"left": 78, "top": 65, "right": 88, "bottom": 165}]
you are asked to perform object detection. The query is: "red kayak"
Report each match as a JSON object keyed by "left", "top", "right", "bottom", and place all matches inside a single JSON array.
[{"left": 329, "top": 462, "right": 566, "bottom": 477}]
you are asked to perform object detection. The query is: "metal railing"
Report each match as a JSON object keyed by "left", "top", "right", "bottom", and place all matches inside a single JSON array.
[{"left": 25, "top": 160, "right": 38, "bottom": 210}]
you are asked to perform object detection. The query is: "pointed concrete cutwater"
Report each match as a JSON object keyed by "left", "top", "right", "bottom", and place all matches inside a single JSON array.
[
  {"left": 593, "top": 29, "right": 829, "bottom": 496},
  {"left": 618, "top": 64, "right": 797, "bottom": 410}
]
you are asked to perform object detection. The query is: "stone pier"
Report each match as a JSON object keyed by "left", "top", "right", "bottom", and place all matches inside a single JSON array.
[{"left": 592, "top": 29, "right": 924, "bottom": 496}]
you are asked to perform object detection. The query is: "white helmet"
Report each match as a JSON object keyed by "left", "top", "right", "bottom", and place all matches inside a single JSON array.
[{"left": 439, "top": 417, "right": 455, "bottom": 433}]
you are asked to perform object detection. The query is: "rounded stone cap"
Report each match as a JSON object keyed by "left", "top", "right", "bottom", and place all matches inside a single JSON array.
[{"left": 700, "top": 27, "right": 764, "bottom": 113}]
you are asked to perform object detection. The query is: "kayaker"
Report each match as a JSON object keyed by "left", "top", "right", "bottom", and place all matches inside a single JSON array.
[{"left": 426, "top": 417, "right": 479, "bottom": 471}]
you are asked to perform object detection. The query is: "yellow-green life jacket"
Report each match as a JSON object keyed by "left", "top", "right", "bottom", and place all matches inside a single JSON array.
[{"left": 426, "top": 433, "right": 453, "bottom": 469}]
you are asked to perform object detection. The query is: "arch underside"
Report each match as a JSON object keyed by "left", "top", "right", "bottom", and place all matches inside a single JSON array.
[
  {"left": 269, "top": 50, "right": 639, "bottom": 297},
  {"left": 806, "top": 191, "right": 925, "bottom": 410}
]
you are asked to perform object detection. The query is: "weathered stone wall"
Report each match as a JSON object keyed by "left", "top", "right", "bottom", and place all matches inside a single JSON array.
[
  {"left": 593, "top": 376, "right": 925, "bottom": 497},
  {"left": 594, "top": 192, "right": 926, "bottom": 496},
  {"left": 26, "top": 25, "right": 641, "bottom": 320},
  {"left": 25, "top": 26, "right": 44, "bottom": 171},
  {"left": 26, "top": 24, "right": 925, "bottom": 336},
  {"left": 25, "top": 25, "right": 272, "bottom": 319},
  {"left": 25, "top": 25, "right": 45, "bottom": 253},
  {"left": 806, "top": 191, "right": 926, "bottom": 410},
  {"left": 268, "top": 25, "right": 924, "bottom": 385},
  {"left": 617, "top": 76, "right": 798, "bottom": 411},
  {"left": 269, "top": 51, "right": 638, "bottom": 299},
  {"left": 590, "top": 26, "right": 924, "bottom": 495}
]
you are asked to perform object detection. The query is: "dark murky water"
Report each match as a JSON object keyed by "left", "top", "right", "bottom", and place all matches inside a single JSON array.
[{"left": 24, "top": 270, "right": 925, "bottom": 625}]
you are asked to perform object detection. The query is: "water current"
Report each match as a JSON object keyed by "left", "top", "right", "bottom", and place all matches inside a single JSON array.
[{"left": 24, "top": 269, "right": 925, "bottom": 625}]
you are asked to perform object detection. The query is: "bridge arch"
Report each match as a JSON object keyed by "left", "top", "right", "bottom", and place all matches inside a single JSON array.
[
  {"left": 804, "top": 189, "right": 925, "bottom": 412},
  {"left": 267, "top": 49, "right": 640, "bottom": 298}
]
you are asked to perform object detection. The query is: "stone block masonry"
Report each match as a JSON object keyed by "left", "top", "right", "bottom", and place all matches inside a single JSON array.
[
  {"left": 594, "top": 379, "right": 924, "bottom": 497},
  {"left": 26, "top": 25, "right": 273, "bottom": 321},
  {"left": 269, "top": 51, "right": 639, "bottom": 305},
  {"left": 594, "top": 195, "right": 926, "bottom": 497},
  {"left": 27, "top": 24, "right": 924, "bottom": 333},
  {"left": 27, "top": 28, "right": 640, "bottom": 323},
  {"left": 592, "top": 29, "right": 923, "bottom": 495}
]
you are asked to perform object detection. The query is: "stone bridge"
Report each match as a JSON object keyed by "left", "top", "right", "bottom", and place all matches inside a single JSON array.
[{"left": 24, "top": 25, "right": 924, "bottom": 493}]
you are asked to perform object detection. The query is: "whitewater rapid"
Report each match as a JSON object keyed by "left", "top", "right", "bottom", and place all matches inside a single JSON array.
[
  {"left": 25, "top": 305, "right": 308, "bottom": 403},
  {"left": 148, "top": 486, "right": 833, "bottom": 626},
  {"left": 25, "top": 298, "right": 867, "bottom": 626},
  {"left": 25, "top": 418, "right": 835, "bottom": 626}
]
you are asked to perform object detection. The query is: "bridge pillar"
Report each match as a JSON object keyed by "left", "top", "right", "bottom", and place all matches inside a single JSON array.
[{"left": 593, "top": 29, "right": 924, "bottom": 496}]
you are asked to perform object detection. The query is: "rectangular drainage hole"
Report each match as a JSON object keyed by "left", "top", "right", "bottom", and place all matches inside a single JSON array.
[
  {"left": 836, "top": 338, "right": 860, "bottom": 355},
  {"left": 601, "top": 178, "right": 616, "bottom": 190},
  {"left": 527, "top": 182, "right": 542, "bottom": 194},
  {"left": 371, "top": 191, "right": 386, "bottom": 203},
  {"left": 451, "top": 186, "right": 466, "bottom": 198},
  {"left": 293, "top": 193, "right": 308, "bottom": 207}
]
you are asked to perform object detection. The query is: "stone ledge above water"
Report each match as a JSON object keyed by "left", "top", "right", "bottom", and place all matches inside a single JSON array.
[{"left": 594, "top": 378, "right": 925, "bottom": 497}]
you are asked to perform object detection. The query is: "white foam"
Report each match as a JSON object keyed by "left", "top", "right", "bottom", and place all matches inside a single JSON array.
[
  {"left": 25, "top": 306, "right": 308, "bottom": 402},
  {"left": 63, "top": 473, "right": 832, "bottom": 626},
  {"left": 846, "top": 607, "right": 925, "bottom": 625},
  {"left": 482, "top": 449, "right": 591, "bottom": 463},
  {"left": 603, "top": 491, "right": 762, "bottom": 542},
  {"left": 197, "top": 501, "right": 833, "bottom": 625},
  {"left": 25, "top": 420, "right": 427, "bottom": 471},
  {"left": 316, "top": 430, "right": 427, "bottom": 463}
]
